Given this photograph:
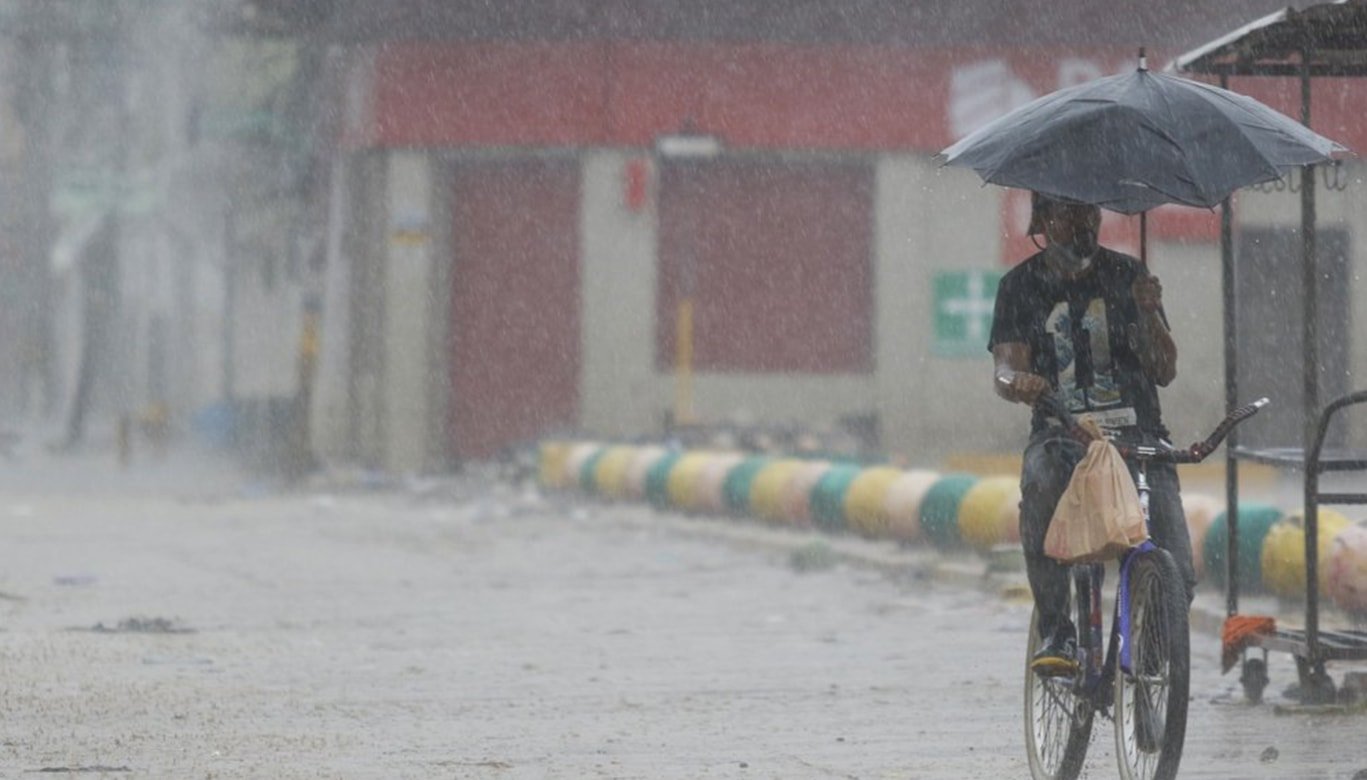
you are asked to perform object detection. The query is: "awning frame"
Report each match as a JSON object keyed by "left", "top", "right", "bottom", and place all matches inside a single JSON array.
[{"left": 1172, "top": 0, "right": 1364, "bottom": 656}]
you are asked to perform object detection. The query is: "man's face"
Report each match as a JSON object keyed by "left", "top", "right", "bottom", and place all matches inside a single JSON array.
[{"left": 1041, "top": 202, "right": 1101, "bottom": 247}]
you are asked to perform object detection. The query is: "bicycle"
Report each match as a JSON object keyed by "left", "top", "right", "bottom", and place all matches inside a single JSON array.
[{"left": 1023, "top": 395, "right": 1268, "bottom": 780}]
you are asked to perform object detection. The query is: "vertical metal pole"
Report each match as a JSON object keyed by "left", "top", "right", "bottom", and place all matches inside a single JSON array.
[
  {"left": 1220, "top": 72, "right": 1241, "bottom": 617},
  {"left": 674, "top": 164, "right": 697, "bottom": 428},
  {"left": 223, "top": 206, "right": 238, "bottom": 404},
  {"left": 1301, "top": 49, "right": 1319, "bottom": 453},
  {"left": 1306, "top": 417, "right": 1322, "bottom": 658},
  {"left": 1299, "top": 48, "right": 1321, "bottom": 657}
]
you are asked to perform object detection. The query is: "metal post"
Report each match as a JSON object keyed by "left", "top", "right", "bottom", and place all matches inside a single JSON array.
[
  {"left": 1301, "top": 48, "right": 1318, "bottom": 454},
  {"left": 1299, "top": 48, "right": 1321, "bottom": 658},
  {"left": 223, "top": 206, "right": 238, "bottom": 404},
  {"left": 1220, "top": 72, "right": 1241, "bottom": 617},
  {"left": 1306, "top": 417, "right": 1321, "bottom": 658},
  {"left": 676, "top": 190, "right": 696, "bottom": 428},
  {"left": 655, "top": 130, "right": 721, "bottom": 431}
]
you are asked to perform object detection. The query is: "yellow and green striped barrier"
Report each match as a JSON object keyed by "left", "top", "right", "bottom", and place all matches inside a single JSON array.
[
  {"left": 920, "top": 474, "right": 978, "bottom": 549},
  {"left": 884, "top": 470, "right": 939, "bottom": 544},
  {"left": 750, "top": 459, "right": 806, "bottom": 524},
  {"left": 781, "top": 460, "right": 834, "bottom": 527},
  {"left": 1261, "top": 509, "right": 1352, "bottom": 599},
  {"left": 844, "top": 466, "right": 904, "bottom": 538},
  {"left": 957, "top": 476, "right": 1019, "bottom": 551},
  {"left": 538, "top": 440, "right": 1367, "bottom": 613}
]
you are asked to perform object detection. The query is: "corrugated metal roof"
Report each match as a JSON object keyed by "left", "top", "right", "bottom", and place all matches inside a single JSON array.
[{"left": 1173, "top": 0, "right": 1367, "bottom": 77}]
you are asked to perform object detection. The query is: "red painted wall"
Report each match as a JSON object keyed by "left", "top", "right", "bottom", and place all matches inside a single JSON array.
[
  {"left": 358, "top": 39, "right": 1358, "bottom": 251},
  {"left": 367, "top": 40, "right": 952, "bottom": 150},
  {"left": 448, "top": 160, "right": 581, "bottom": 458},
  {"left": 655, "top": 160, "right": 873, "bottom": 373},
  {"left": 362, "top": 40, "right": 1367, "bottom": 157}
]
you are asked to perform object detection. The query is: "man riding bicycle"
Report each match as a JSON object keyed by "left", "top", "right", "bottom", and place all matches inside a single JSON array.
[{"left": 989, "top": 192, "right": 1195, "bottom": 677}]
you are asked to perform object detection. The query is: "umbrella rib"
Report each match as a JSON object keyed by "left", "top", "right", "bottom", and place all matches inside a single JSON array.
[{"left": 1149, "top": 73, "right": 1216, "bottom": 204}]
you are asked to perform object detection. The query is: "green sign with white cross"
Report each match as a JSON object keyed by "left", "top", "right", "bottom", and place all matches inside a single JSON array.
[{"left": 933, "top": 270, "right": 1002, "bottom": 358}]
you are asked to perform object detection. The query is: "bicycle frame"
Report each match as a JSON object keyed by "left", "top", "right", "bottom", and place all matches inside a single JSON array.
[
  {"left": 1025, "top": 394, "right": 1265, "bottom": 780},
  {"left": 1073, "top": 460, "right": 1158, "bottom": 712}
]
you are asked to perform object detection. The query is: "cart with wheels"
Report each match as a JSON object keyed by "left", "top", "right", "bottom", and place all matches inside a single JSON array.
[{"left": 1228, "top": 390, "right": 1367, "bottom": 705}]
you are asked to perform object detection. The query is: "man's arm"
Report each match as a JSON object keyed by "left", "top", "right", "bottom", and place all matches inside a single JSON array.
[
  {"left": 1132, "top": 275, "right": 1177, "bottom": 386},
  {"left": 993, "top": 342, "right": 1051, "bottom": 404}
]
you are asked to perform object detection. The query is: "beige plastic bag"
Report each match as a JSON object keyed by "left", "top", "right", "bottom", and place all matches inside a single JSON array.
[{"left": 1044, "top": 421, "right": 1149, "bottom": 563}]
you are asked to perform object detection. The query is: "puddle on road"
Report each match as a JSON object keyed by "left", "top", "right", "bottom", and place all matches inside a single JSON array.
[
  {"left": 34, "top": 765, "right": 132, "bottom": 774},
  {"left": 69, "top": 617, "right": 196, "bottom": 634}
]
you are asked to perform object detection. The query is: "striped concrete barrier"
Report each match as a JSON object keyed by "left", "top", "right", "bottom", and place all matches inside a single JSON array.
[
  {"left": 957, "top": 476, "right": 1020, "bottom": 551},
  {"left": 843, "top": 466, "right": 904, "bottom": 538},
  {"left": 592, "top": 445, "right": 638, "bottom": 500},
  {"left": 623, "top": 446, "right": 670, "bottom": 501},
  {"left": 538, "top": 441, "right": 573, "bottom": 489},
  {"left": 536, "top": 440, "right": 1365, "bottom": 608},
  {"left": 665, "top": 452, "right": 715, "bottom": 511},
  {"left": 1326, "top": 523, "right": 1367, "bottom": 614},
  {"left": 1203, "top": 503, "right": 1283, "bottom": 593},
  {"left": 1182, "top": 493, "right": 1223, "bottom": 580},
  {"left": 810, "top": 464, "right": 863, "bottom": 534},
  {"left": 780, "top": 460, "right": 834, "bottom": 528},
  {"left": 694, "top": 453, "right": 746, "bottom": 515},
  {"left": 884, "top": 470, "right": 939, "bottom": 544},
  {"left": 920, "top": 474, "right": 978, "bottom": 549},
  {"left": 750, "top": 459, "right": 807, "bottom": 524},
  {"left": 1260, "top": 509, "right": 1352, "bottom": 599}
]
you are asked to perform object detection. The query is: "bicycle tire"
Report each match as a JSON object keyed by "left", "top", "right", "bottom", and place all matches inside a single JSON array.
[
  {"left": 1114, "top": 548, "right": 1190, "bottom": 780},
  {"left": 1024, "top": 602, "right": 1092, "bottom": 780}
]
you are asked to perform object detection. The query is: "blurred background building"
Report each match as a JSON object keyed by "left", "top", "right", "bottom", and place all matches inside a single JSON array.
[{"left": 1, "top": 0, "right": 1364, "bottom": 476}]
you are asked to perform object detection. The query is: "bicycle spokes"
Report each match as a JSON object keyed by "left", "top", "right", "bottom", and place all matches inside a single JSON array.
[
  {"left": 1115, "top": 551, "right": 1189, "bottom": 780},
  {"left": 1026, "top": 608, "right": 1093, "bottom": 780}
]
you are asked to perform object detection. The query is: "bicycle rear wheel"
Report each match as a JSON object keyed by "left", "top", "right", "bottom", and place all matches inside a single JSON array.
[
  {"left": 1114, "top": 549, "right": 1190, "bottom": 780},
  {"left": 1024, "top": 604, "right": 1092, "bottom": 780}
]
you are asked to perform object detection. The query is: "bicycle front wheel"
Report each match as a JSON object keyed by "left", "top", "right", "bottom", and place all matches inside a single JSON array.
[
  {"left": 1114, "top": 549, "right": 1190, "bottom": 780},
  {"left": 1024, "top": 606, "right": 1092, "bottom": 780}
]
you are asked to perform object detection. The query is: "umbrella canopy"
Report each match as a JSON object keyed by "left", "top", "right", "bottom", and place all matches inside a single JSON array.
[{"left": 940, "top": 65, "right": 1346, "bottom": 214}]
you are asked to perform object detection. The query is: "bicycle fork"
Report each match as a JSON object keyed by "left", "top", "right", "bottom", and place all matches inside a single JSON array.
[
  {"left": 1117, "top": 462, "right": 1158, "bottom": 676},
  {"left": 1075, "top": 462, "right": 1156, "bottom": 714}
]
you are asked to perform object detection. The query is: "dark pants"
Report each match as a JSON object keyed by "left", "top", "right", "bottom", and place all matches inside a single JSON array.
[{"left": 1019, "top": 428, "right": 1196, "bottom": 642}]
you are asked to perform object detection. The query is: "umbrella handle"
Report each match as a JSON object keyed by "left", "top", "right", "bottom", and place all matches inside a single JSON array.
[{"left": 1140, "top": 210, "right": 1147, "bottom": 266}]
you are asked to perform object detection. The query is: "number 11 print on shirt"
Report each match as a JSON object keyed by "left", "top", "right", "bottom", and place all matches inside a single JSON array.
[{"left": 1046, "top": 297, "right": 1121, "bottom": 413}]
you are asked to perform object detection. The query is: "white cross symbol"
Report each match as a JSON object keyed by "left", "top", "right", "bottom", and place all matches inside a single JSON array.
[{"left": 943, "top": 271, "right": 995, "bottom": 342}]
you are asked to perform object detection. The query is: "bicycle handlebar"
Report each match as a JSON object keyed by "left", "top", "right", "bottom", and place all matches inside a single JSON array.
[{"left": 1033, "top": 394, "right": 1269, "bottom": 464}]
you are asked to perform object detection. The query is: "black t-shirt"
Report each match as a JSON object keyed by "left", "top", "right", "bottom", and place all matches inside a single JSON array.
[{"left": 988, "top": 247, "right": 1168, "bottom": 437}]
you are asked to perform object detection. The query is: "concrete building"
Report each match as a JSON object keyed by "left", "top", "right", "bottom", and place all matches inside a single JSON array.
[{"left": 303, "top": 1, "right": 1367, "bottom": 474}]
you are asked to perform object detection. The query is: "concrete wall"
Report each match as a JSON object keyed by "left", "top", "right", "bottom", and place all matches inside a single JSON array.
[
  {"left": 311, "top": 157, "right": 357, "bottom": 461},
  {"left": 578, "top": 150, "right": 888, "bottom": 443},
  {"left": 321, "top": 147, "right": 1367, "bottom": 471},
  {"left": 1145, "top": 239, "right": 1224, "bottom": 444},
  {"left": 579, "top": 151, "right": 660, "bottom": 438},
  {"left": 886, "top": 160, "right": 1021, "bottom": 461},
  {"left": 378, "top": 150, "right": 450, "bottom": 474},
  {"left": 575, "top": 151, "right": 1038, "bottom": 462},
  {"left": 312, "top": 149, "right": 452, "bottom": 474},
  {"left": 313, "top": 152, "right": 387, "bottom": 466}
]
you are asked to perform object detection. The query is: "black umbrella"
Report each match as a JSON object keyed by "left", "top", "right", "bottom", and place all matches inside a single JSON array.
[{"left": 940, "top": 57, "right": 1345, "bottom": 217}]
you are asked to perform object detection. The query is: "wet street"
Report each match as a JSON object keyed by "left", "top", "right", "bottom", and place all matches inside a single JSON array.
[{"left": 0, "top": 454, "right": 1364, "bottom": 778}]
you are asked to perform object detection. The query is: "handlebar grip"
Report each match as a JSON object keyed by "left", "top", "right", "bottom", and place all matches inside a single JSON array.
[
  {"left": 1197, "top": 397, "right": 1270, "bottom": 457},
  {"left": 1030, "top": 395, "right": 1268, "bottom": 464}
]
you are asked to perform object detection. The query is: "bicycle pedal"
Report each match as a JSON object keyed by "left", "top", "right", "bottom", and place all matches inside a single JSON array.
[{"left": 1031, "top": 657, "right": 1081, "bottom": 677}]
